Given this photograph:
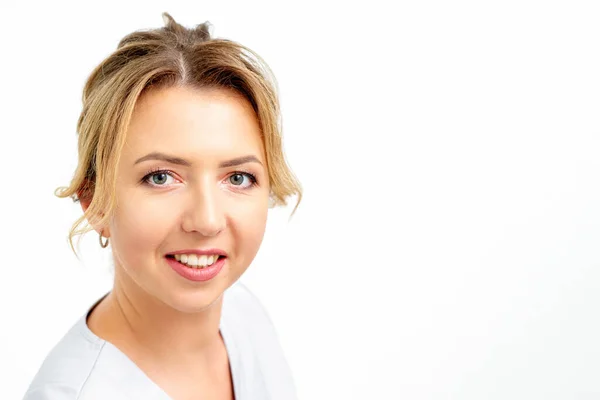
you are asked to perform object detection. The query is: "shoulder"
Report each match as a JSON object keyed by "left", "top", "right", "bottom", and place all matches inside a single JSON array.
[
  {"left": 223, "top": 280, "right": 298, "bottom": 400},
  {"left": 223, "top": 280, "right": 278, "bottom": 333},
  {"left": 23, "top": 314, "right": 108, "bottom": 400},
  {"left": 224, "top": 280, "right": 267, "bottom": 313},
  {"left": 22, "top": 384, "right": 80, "bottom": 400}
]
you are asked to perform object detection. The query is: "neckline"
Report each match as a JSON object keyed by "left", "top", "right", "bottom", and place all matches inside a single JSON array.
[{"left": 79, "top": 292, "right": 240, "bottom": 400}]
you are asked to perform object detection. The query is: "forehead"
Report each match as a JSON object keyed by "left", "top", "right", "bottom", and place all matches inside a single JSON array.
[{"left": 122, "top": 85, "right": 264, "bottom": 161}]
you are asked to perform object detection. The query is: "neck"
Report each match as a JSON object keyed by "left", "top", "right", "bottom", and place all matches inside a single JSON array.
[{"left": 89, "top": 265, "right": 224, "bottom": 365}]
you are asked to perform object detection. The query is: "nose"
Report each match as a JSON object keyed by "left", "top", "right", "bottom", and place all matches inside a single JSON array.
[{"left": 181, "top": 180, "right": 226, "bottom": 237}]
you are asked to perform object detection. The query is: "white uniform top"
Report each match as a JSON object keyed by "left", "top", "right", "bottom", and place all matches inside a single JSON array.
[{"left": 23, "top": 281, "right": 297, "bottom": 400}]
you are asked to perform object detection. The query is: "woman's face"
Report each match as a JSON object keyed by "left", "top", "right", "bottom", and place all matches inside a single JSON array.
[{"left": 106, "top": 86, "right": 269, "bottom": 312}]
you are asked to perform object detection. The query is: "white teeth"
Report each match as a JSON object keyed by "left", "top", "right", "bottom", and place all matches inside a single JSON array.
[
  {"left": 199, "top": 255, "right": 208, "bottom": 267},
  {"left": 171, "top": 253, "right": 221, "bottom": 268}
]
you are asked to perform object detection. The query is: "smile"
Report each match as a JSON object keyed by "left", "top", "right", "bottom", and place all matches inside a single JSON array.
[{"left": 166, "top": 254, "right": 222, "bottom": 269}]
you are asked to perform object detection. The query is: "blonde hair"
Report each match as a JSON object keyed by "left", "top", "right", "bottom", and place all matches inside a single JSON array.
[{"left": 55, "top": 13, "right": 302, "bottom": 253}]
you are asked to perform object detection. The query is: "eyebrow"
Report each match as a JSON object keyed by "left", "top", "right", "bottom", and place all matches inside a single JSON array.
[
  {"left": 134, "top": 152, "right": 263, "bottom": 168},
  {"left": 219, "top": 155, "right": 263, "bottom": 168},
  {"left": 134, "top": 152, "right": 191, "bottom": 166}
]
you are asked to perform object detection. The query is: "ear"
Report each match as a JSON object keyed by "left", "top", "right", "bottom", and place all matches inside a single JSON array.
[
  {"left": 78, "top": 192, "right": 91, "bottom": 213},
  {"left": 77, "top": 188, "right": 110, "bottom": 238}
]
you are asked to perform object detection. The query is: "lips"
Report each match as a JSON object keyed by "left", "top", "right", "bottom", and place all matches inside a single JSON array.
[{"left": 165, "top": 253, "right": 226, "bottom": 282}]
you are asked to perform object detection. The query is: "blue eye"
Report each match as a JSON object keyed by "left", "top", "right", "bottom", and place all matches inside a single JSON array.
[
  {"left": 143, "top": 170, "right": 176, "bottom": 186},
  {"left": 152, "top": 173, "right": 169, "bottom": 185},
  {"left": 228, "top": 173, "right": 257, "bottom": 188}
]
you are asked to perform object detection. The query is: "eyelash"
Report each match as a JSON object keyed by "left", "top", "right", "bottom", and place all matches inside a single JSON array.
[{"left": 140, "top": 168, "right": 258, "bottom": 189}]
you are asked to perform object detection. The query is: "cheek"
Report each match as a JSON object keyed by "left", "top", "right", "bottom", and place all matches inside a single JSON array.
[
  {"left": 230, "top": 195, "right": 269, "bottom": 259},
  {"left": 109, "top": 190, "right": 177, "bottom": 260}
]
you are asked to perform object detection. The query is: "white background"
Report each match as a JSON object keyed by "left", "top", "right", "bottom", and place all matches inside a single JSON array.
[{"left": 1, "top": 1, "right": 600, "bottom": 399}]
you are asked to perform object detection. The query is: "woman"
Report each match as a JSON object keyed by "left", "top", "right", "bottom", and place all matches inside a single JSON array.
[{"left": 24, "top": 13, "right": 301, "bottom": 400}]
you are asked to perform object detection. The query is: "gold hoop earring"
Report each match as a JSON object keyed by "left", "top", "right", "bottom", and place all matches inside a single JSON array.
[{"left": 99, "top": 233, "right": 109, "bottom": 248}]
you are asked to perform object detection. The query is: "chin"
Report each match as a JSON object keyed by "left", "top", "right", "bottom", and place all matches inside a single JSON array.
[{"left": 159, "top": 280, "right": 228, "bottom": 314}]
